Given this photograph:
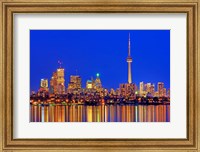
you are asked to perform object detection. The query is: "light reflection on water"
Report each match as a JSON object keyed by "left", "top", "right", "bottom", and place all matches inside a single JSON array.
[{"left": 30, "top": 105, "right": 170, "bottom": 122}]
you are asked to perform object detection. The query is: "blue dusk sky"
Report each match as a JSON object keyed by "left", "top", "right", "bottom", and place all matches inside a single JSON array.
[{"left": 30, "top": 30, "right": 170, "bottom": 91}]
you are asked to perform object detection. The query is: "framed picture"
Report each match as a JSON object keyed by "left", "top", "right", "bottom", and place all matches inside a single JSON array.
[
  {"left": 30, "top": 29, "right": 171, "bottom": 123},
  {"left": 0, "top": 0, "right": 199, "bottom": 151}
]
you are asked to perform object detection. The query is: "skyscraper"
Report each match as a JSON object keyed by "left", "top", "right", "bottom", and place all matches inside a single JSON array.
[
  {"left": 150, "top": 84, "right": 155, "bottom": 96},
  {"left": 50, "top": 68, "right": 65, "bottom": 94},
  {"left": 157, "top": 82, "right": 164, "bottom": 97},
  {"left": 146, "top": 83, "right": 151, "bottom": 93},
  {"left": 39, "top": 79, "right": 48, "bottom": 91},
  {"left": 40, "top": 79, "right": 48, "bottom": 88},
  {"left": 119, "top": 83, "right": 136, "bottom": 97},
  {"left": 86, "top": 80, "right": 93, "bottom": 89},
  {"left": 50, "top": 72, "right": 57, "bottom": 94},
  {"left": 68, "top": 75, "right": 81, "bottom": 90},
  {"left": 56, "top": 68, "right": 65, "bottom": 94},
  {"left": 163, "top": 88, "right": 167, "bottom": 97},
  {"left": 94, "top": 73, "right": 102, "bottom": 92},
  {"left": 139, "top": 82, "right": 144, "bottom": 96},
  {"left": 126, "top": 33, "right": 133, "bottom": 84},
  {"left": 167, "top": 89, "right": 170, "bottom": 97}
]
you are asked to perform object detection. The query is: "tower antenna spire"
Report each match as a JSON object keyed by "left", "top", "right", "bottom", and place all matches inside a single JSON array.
[
  {"left": 128, "top": 32, "right": 131, "bottom": 56},
  {"left": 58, "top": 60, "right": 62, "bottom": 68}
]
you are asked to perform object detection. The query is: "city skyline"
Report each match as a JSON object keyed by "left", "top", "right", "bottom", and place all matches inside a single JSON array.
[
  {"left": 30, "top": 30, "right": 170, "bottom": 91},
  {"left": 38, "top": 69, "right": 169, "bottom": 96}
]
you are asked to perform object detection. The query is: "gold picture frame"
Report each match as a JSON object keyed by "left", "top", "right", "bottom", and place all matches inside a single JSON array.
[{"left": 0, "top": 0, "right": 199, "bottom": 151}]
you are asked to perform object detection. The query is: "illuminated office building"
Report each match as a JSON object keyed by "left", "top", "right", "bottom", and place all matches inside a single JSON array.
[
  {"left": 167, "top": 89, "right": 170, "bottom": 97},
  {"left": 163, "top": 88, "right": 167, "bottom": 97},
  {"left": 110, "top": 88, "right": 115, "bottom": 95},
  {"left": 50, "top": 68, "right": 65, "bottom": 94},
  {"left": 146, "top": 83, "right": 155, "bottom": 96},
  {"left": 68, "top": 75, "right": 81, "bottom": 90},
  {"left": 154, "top": 91, "right": 159, "bottom": 97},
  {"left": 86, "top": 80, "right": 93, "bottom": 89},
  {"left": 50, "top": 72, "right": 57, "bottom": 94},
  {"left": 146, "top": 83, "right": 151, "bottom": 93},
  {"left": 39, "top": 78, "right": 49, "bottom": 92},
  {"left": 139, "top": 82, "right": 144, "bottom": 96},
  {"left": 115, "top": 88, "right": 120, "bottom": 96},
  {"left": 56, "top": 68, "right": 65, "bottom": 94},
  {"left": 150, "top": 84, "right": 155, "bottom": 96},
  {"left": 139, "top": 82, "right": 155, "bottom": 96},
  {"left": 157, "top": 82, "right": 164, "bottom": 97},
  {"left": 94, "top": 73, "right": 102, "bottom": 92},
  {"left": 40, "top": 79, "right": 48, "bottom": 90},
  {"left": 119, "top": 84, "right": 126, "bottom": 96},
  {"left": 37, "top": 79, "right": 49, "bottom": 98},
  {"left": 119, "top": 83, "right": 136, "bottom": 96}
]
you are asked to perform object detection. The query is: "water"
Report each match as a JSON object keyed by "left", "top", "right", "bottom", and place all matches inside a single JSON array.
[{"left": 30, "top": 104, "right": 170, "bottom": 122}]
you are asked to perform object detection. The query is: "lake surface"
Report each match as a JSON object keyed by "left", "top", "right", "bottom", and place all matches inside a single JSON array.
[{"left": 30, "top": 104, "right": 170, "bottom": 122}]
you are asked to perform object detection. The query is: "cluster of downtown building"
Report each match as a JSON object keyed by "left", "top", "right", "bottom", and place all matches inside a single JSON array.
[
  {"left": 31, "top": 34, "right": 170, "bottom": 104},
  {"left": 35, "top": 73, "right": 170, "bottom": 98}
]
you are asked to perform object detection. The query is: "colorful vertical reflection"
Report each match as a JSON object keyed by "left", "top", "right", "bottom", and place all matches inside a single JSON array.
[{"left": 30, "top": 105, "right": 170, "bottom": 122}]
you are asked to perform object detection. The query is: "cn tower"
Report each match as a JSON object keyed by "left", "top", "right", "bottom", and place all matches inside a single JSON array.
[{"left": 126, "top": 33, "right": 132, "bottom": 84}]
